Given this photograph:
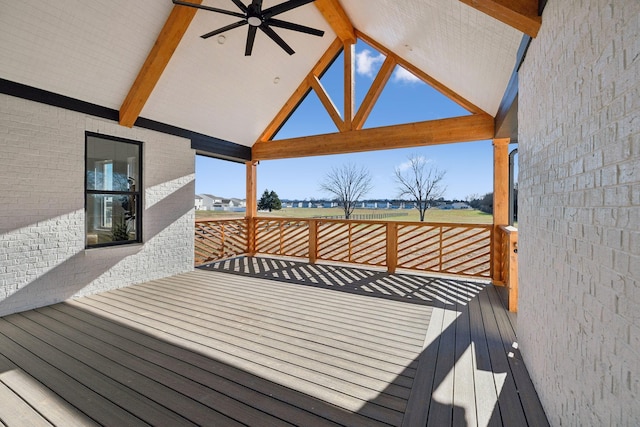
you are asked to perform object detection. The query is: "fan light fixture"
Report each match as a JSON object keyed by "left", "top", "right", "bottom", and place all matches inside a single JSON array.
[{"left": 173, "top": 0, "right": 325, "bottom": 56}]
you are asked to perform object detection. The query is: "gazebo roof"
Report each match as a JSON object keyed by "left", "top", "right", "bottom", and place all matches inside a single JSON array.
[{"left": 0, "top": 0, "right": 540, "bottom": 159}]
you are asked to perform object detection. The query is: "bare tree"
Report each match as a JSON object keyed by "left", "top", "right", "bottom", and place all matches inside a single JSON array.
[
  {"left": 394, "top": 155, "right": 446, "bottom": 221},
  {"left": 320, "top": 163, "right": 373, "bottom": 219}
]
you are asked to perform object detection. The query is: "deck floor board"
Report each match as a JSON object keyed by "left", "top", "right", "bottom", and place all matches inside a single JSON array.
[{"left": 0, "top": 257, "right": 548, "bottom": 426}]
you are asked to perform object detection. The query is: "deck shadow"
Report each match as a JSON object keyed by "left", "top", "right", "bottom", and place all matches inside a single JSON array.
[{"left": 200, "top": 256, "right": 487, "bottom": 307}]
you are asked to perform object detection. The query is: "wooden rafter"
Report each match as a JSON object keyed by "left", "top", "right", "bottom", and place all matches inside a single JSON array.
[
  {"left": 358, "top": 32, "right": 488, "bottom": 115},
  {"left": 256, "top": 37, "right": 343, "bottom": 143},
  {"left": 459, "top": 0, "right": 541, "bottom": 38},
  {"left": 308, "top": 75, "right": 345, "bottom": 132},
  {"left": 314, "top": 0, "right": 356, "bottom": 44},
  {"left": 119, "top": 1, "right": 201, "bottom": 127},
  {"left": 253, "top": 114, "right": 494, "bottom": 160},
  {"left": 255, "top": 29, "right": 497, "bottom": 159},
  {"left": 352, "top": 55, "right": 396, "bottom": 130}
]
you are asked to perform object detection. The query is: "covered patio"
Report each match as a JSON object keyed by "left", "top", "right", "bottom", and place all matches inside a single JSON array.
[
  {"left": 2, "top": 1, "right": 638, "bottom": 425},
  {"left": 0, "top": 258, "right": 547, "bottom": 426}
]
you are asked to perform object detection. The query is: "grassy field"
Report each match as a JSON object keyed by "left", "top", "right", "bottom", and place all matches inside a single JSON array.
[{"left": 196, "top": 207, "right": 493, "bottom": 224}]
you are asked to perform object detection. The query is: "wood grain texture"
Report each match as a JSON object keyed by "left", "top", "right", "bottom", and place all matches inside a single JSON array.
[
  {"left": 459, "top": 0, "right": 541, "bottom": 37},
  {"left": 315, "top": 0, "right": 356, "bottom": 44},
  {"left": 253, "top": 114, "right": 494, "bottom": 160},
  {"left": 352, "top": 55, "right": 396, "bottom": 130},
  {"left": 119, "top": 2, "right": 202, "bottom": 127}
]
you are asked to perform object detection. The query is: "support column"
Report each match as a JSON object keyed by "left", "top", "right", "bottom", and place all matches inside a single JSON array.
[
  {"left": 492, "top": 138, "right": 510, "bottom": 281},
  {"left": 245, "top": 161, "right": 258, "bottom": 255}
]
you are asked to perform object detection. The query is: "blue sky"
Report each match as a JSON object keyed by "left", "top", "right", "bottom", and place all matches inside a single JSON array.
[{"left": 196, "top": 40, "right": 515, "bottom": 201}]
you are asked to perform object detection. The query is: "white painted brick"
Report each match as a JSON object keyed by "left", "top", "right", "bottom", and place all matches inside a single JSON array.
[
  {"left": 1, "top": 94, "right": 195, "bottom": 317},
  {"left": 518, "top": 1, "right": 640, "bottom": 425}
]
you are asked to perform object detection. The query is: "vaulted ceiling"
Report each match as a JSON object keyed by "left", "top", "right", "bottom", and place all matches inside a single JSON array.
[{"left": 0, "top": 0, "right": 540, "bottom": 160}]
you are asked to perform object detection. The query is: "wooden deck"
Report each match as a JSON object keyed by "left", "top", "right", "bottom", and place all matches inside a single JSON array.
[{"left": 0, "top": 256, "right": 548, "bottom": 426}]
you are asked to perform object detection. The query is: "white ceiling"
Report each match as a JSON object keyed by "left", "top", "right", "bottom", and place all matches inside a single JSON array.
[{"left": 0, "top": 0, "right": 524, "bottom": 148}]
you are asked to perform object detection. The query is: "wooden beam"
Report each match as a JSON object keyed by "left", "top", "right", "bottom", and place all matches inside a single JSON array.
[
  {"left": 459, "top": 0, "right": 541, "bottom": 38},
  {"left": 119, "top": 2, "right": 202, "bottom": 127},
  {"left": 352, "top": 55, "right": 396, "bottom": 130},
  {"left": 245, "top": 160, "right": 258, "bottom": 219},
  {"left": 308, "top": 75, "right": 345, "bottom": 132},
  {"left": 493, "top": 138, "right": 510, "bottom": 226},
  {"left": 256, "top": 37, "right": 343, "bottom": 143},
  {"left": 245, "top": 160, "right": 258, "bottom": 256},
  {"left": 358, "top": 32, "right": 488, "bottom": 115},
  {"left": 492, "top": 137, "right": 510, "bottom": 281},
  {"left": 314, "top": 0, "right": 356, "bottom": 44},
  {"left": 252, "top": 114, "right": 494, "bottom": 160},
  {"left": 343, "top": 42, "right": 355, "bottom": 130}
]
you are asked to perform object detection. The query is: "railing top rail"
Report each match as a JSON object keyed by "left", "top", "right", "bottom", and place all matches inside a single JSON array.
[
  {"left": 195, "top": 218, "right": 248, "bottom": 224},
  {"left": 498, "top": 225, "right": 518, "bottom": 233},
  {"left": 199, "top": 216, "right": 493, "bottom": 229}
]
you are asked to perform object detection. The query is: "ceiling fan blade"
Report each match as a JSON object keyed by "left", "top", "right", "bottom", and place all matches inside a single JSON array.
[
  {"left": 173, "top": 0, "right": 245, "bottom": 19},
  {"left": 266, "top": 18, "right": 324, "bottom": 36},
  {"left": 229, "top": 0, "right": 248, "bottom": 13},
  {"left": 201, "top": 20, "right": 247, "bottom": 39},
  {"left": 259, "top": 25, "right": 294, "bottom": 55},
  {"left": 262, "top": 0, "right": 316, "bottom": 19},
  {"left": 251, "top": 0, "right": 263, "bottom": 9},
  {"left": 245, "top": 25, "right": 257, "bottom": 56}
]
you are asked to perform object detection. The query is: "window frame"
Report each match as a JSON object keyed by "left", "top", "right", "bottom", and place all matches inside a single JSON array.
[{"left": 85, "top": 132, "right": 143, "bottom": 249}]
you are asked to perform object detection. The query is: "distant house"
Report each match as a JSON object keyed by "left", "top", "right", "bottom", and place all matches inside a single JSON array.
[
  {"left": 451, "top": 202, "right": 471, "bottom": 210},
  {"left": 441, "top": 202, "right": 471, "bottom": 210},
  {"left": 198, "top": 194, "right": 220, "bottom": 211},
  {"left": 196, "top": 194, "right": 246, "bottom": 211},
  {"left": 195, "top": 195, "right": 204, "bottom": 210}
]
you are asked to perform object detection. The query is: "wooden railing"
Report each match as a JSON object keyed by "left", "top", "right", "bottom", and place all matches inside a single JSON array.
[
  {"left": 495, "top": 225, "right": 518, "bottom": 312},
  {"left": 196, "top": 218, "right": 493, "bottom": 279},
  {"left": 195, "top": 219, "right": 249, "bottom": 265}
]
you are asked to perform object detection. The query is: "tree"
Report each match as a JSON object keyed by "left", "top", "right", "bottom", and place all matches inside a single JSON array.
[
  {"left": 269, "top": 190, "right": 282, "bottom": 211},
  {"left": 257, "top": 189, "right": 282, "bottom": 212},
  {"left": 319, "top": 163, "right": 373, "bottom": 219},
  {"left": 479, "top": 192, "right": 493, "bottom": 214},
  {"left": 394, "top": 155, "right": 446, "bottom": 222}
]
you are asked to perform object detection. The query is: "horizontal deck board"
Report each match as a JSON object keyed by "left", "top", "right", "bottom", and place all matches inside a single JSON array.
[
  {"left": 46, "top": 304, "right": 372, "bottom": 427},
  {"left": 0, "top": 378, "right": 52, "bottom": 427},
  {"left": 0, "top": 352, "right": 98, "bottom": 427},
  {"left": 0, "top": 319, "right": 152, "bottom": 426},
  {"left": 18, "top": 309, "right": 288, "bottom": 427},
  {"left": 486, "top": 285, "right": 550, "bottom": 427},
  {"left": 114, "top": 285, "right": 418, "bottom": 389},
  {"left": 132, "top": 277, "right": 427, "bottom": 358},
  {"left": 0, "top": 260, "right": 548, "bottom": 426},
  {"left": 86, "top": 289, "right": 413, "bottom": 405}
]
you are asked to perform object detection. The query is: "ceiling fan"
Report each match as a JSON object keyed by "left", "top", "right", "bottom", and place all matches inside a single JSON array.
[{"left": 173, "top": 0, "right": 325, "bottom": 56}]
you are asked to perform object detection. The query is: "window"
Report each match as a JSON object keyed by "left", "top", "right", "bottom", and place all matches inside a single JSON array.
[{"left": 85, "top": 132, "right": 142, "bottom": 248}]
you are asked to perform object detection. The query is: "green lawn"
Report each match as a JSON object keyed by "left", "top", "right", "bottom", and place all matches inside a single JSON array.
[{"left": 196, "top": 207, "right": 493, "bottom": 224}]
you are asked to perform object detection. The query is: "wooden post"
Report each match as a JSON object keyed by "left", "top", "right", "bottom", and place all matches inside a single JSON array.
[
  {"left": 492, "top": 138, "right": 510, "bottom": 281},
  {"left": 308, "top": 220, "right": 317, "bottom": 264},
  {"left": 245, "top": 161, "right": 258, "bottom": 256},
  {"left": 386, "top": 222, "right": 398, "bottom": 273}
]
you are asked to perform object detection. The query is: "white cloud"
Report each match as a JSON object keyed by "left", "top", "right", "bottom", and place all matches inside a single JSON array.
[
  {"left": 396, "top": 156, "right": 431, "bottom": 172},
  {"left": 392, "top": 66, "right": 421, "bottom": 84},
  {"left": 355, "top": 49, "right": 385, "bottom": 78}
]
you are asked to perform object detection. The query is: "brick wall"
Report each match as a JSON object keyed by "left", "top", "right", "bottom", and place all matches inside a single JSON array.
[
  {"left": 0, "top": 95, "right": 195, "bottom": 316},
  {"left": 518, "top": 1, "right": 639, "bottom": 425}
]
